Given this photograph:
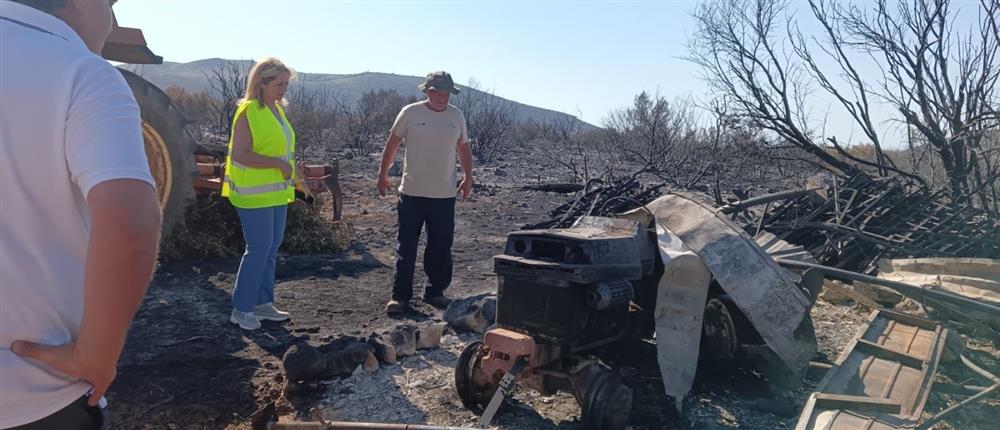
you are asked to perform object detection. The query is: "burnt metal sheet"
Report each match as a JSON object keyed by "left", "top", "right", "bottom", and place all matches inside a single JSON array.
[
  {"left": 617, "top": 208, "right": 715, "bottom": 410},
  {"left": 643, "top": 194, "right": 817, "bottom": 382},
  {"left": 795, "top": 309, "right": 949, "bottom": 430},
  {"left": 652, "top": 222, "right": 712, "bottom": 411}
]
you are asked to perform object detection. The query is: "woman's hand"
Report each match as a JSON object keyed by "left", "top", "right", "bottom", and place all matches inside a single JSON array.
[{"left": 276, "top": 160, "right": 293, "bottom": 180}]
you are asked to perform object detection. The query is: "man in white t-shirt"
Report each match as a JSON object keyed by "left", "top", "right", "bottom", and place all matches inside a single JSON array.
[
  {"left": 0, "top": 0, "right": 161, "bottom": 428},
  {"left": 377, "top": 71, "right": 473, "bottom": 315}
]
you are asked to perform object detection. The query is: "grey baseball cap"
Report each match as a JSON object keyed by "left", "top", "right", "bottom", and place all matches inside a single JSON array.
[{"left": 417, "top": 71, "right": 461, "bottom": 94}]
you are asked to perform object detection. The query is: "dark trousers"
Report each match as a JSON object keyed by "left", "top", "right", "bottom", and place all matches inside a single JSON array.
[
  {"left": 10, "top": 396, "right": 105, "bottom": 430},
  {"left": 393, "top": 194, "right": 456, "bottom": 302}
]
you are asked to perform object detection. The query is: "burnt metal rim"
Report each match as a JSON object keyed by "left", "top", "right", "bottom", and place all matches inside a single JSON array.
[{"left": 702, "top": 297, "right": 739, "bottom": 360}]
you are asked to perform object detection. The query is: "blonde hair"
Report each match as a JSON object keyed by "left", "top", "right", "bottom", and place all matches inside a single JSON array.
[{"left": 241, "top": 57, "right": 295, "bottom": 106}]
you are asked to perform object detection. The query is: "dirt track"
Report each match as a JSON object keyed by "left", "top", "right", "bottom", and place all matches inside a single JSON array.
[{"left": 106, "top": 155, "right": 999, "bottom": 430}]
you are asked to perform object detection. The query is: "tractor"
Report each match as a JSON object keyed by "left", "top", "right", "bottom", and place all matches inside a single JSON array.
[{"left": 455, "top": 194, "right": 821, "bottom": 429}]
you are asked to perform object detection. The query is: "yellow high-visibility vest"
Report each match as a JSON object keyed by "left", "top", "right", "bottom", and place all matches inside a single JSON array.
[{"left": 222, "top": 99, "right": 296, "bottom": 209}]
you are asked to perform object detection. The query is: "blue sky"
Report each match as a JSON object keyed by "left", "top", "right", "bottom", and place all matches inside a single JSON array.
[
  {"left": 115, "top": 0, "right": 986, "bottom": 148},
  {"left": 115, "top": 0, "right": 704, "bottom": 124}
]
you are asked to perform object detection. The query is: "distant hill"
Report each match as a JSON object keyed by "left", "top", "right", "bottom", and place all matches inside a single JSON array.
[{"left": 121, "top": 58, "right": 594, "bottom": 130}]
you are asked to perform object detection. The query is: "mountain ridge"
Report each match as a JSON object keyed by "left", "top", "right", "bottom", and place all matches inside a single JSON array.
[{"left": 121, "top": 59, "right": 595, "bottom": 130}]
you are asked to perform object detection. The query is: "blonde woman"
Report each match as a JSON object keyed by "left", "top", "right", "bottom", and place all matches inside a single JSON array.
[{"left": 222, "top": 57, "right": 297, "bottom": 330}]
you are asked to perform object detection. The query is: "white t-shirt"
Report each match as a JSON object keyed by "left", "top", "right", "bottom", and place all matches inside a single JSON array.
[
  {"left": 0, "top": 2, "right": 155, "bottom": 426},
  {"left": 389, "top": 101, "right": 468, "bottom": 199}
]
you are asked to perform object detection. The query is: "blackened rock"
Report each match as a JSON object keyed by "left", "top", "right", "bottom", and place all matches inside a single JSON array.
[
  {"left": 281, "top": 344, "right": 325, "bottom": 383},
  {"left": 392, "top": 324, "right": 418, "bottom": 357},
  {"left": 415, "top": 323, "right": 446, "bottom": 350},
  {"left": 444, "top": 293, "right": 497, "bottom": 334},
  {"left": 321, "top": 342, "right": 378, "bottom": 377},
  {"left": 367, "top": 334, "right": 398, "bottom": 365}
]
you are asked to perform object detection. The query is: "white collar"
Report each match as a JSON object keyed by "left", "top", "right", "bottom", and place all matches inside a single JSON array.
[{"left": 0, "top": 0, "right": 88, "bottom": 51}]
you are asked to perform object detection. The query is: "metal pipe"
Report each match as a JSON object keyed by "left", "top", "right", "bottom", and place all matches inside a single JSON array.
[
  {"left": 960, "top": 354, "right": 1000, "bottom": 385},
  {"left": 570, "top": 327, "right": 629, "bottom": 354},
  {"left": 915, "top": 383, "right": 999, "bottom": 430},
  {"left": 773, "top": 259, "right": 1000, "bottom": 317},
  {"left": 933, "top": 383, "right": 992, "bottom": 395}
]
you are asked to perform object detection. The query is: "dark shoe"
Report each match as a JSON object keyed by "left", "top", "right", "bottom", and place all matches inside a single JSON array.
[
  {"left": 385, "top": 299, "right": 409, "bottom": 315},
  {"left": 423, "top": 295, "right": 453, "bottom": 309}
]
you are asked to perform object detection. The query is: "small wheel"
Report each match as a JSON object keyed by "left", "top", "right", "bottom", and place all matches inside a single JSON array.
[
  {"left": 454, "top": 341, "right": 496, "bottom": 413},
  {"left": 702, "top": 297, "right": 739, "bottom": 361},
  {"left": 581, "top": 369, "right": 633, "bottom": 430}
]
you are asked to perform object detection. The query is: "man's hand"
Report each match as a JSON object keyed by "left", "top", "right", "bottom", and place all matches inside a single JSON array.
[
  {"left": 10, "top": 341, "right": 113, "bottom": 406},
  {"left": 456, "top": 137, "right": 473, "bottom": 200},
  {"left": 16, "top": 179, "right": 161, "bottom": 408},
  {"left": 457, "top": 177, "right": 473, "bottom": 199},
  {"left": 377, "top": 174, "right": 391, "bottom": 197},
  {"left": 377, "top": 134, "right": 403, "bottom": 198}
]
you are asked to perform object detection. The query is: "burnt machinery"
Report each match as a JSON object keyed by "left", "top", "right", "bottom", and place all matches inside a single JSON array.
[{"left": 454, "top": 193, "right": 819, "bottom": 429}]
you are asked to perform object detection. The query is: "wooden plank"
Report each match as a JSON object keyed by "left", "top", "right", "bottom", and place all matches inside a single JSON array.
[
  {"left": 814, "top": 394, "right": 902, "bottom": 415},
  {"left": 856, "top": 339, "right": 925, "bottom": 369},
  {"left": 880, "top": 310, "right": 940, "bottom": 331}
]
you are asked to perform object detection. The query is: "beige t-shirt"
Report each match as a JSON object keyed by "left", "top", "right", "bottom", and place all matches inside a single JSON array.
[{"left": 390, "top": 101, "right": 468, "bottom": 198}]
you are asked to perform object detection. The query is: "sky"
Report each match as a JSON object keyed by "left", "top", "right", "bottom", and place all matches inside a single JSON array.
[
  {"left": 115, "top": 0, "right": 705, "bottom": 123},
  {"left": 114, "top": 0, "right": 988, "bottom": 148}
]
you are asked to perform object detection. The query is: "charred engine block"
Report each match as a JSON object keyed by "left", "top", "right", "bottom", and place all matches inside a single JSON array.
[{"left": 493, "top": 217, "right": 655, "bottom": 352}]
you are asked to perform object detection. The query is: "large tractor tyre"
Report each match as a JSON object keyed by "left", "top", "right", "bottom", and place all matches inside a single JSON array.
[{"left": 117, "top": 68, "right": 196, "bottom": 241}]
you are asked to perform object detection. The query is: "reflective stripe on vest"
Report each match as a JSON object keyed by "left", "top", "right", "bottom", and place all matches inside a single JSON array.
[
  {"left": 225, "top": 179, "right": 295, "bottom": 195},
  {"left": 230, "top": 155, "right": 289, "bottom": 171}
]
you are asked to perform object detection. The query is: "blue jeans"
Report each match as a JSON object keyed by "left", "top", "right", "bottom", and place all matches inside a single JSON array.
[
  {"left": 232, "top": 205, "right": 287, "bottom": 312},
  {"left": 393, "top": 194, "right": 455, "bottom": 302}
]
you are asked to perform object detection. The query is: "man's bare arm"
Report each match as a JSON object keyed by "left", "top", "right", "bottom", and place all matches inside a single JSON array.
[
  {"left": 12, "top": 179, "right": 161, "bottom": 405},
  {"left": 377, "top": 134, "right": 404, "bottom": 196},
  {"left": 456, "top": 137, "right": 473, "bottom": 198}
]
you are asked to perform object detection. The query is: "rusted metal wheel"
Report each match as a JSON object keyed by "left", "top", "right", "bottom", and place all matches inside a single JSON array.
[
  {"left": 702, "top": 297, "right": 739, "bottom": 361},
  {"left": 454, "top": 341, "right": 497, "bottom": 414},
  {"left": 118, "top": 68, "right": 196, "bottom": 243},
  {"left": 580, "top": 367, "right": 633, "bottom": 430}
]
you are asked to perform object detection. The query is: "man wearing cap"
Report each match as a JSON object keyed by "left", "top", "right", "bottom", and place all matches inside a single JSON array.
[{"left": 377, "top": 71, "right": 473, "bottom": 314}]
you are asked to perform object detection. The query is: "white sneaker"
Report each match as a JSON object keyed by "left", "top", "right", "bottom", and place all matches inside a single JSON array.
[
  {"left": 254, "top": 303, "right": 291, "bottom": 322},
  {"left": 230, "top": 309, "right": 261, "bottom": 330}
]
